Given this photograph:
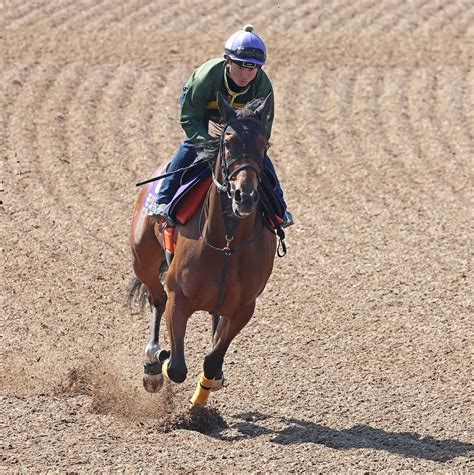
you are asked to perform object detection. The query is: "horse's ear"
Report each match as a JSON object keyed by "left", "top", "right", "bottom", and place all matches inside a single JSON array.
[
  {"left": 255, "top": 93, "right": 273, "bottom": 128},
  {"left": 217, "top": 91, "right": 236, "bottom": 124}
]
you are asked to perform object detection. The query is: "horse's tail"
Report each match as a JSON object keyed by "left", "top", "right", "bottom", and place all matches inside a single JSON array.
[{"left": 127, "top": 277, "right": 149, "bottom": 312}]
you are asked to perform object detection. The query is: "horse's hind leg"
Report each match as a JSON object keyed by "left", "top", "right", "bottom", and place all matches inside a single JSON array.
[
  {"left": 131, "top": 209, "right": 169, "bottom": 392},
  {"left": 136, "top": 257, "right": 168, "bottom": 392},
  {"left": 143, "top": 297, "right": 166, "bottom": 392},
  {"left": 190, "top": 302, "right": 255, "bottom": 406}
]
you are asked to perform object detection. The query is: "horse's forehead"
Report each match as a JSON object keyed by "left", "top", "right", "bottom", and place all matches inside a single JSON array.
[
  {"left": 227, "top": 113, "right": 263, "bottom": 138},
  {"left": 227, "top": 123, "right": 262, "bottom": 143},
  {"left": 236, "top": 109, "right": 255, "bottom": 119}
]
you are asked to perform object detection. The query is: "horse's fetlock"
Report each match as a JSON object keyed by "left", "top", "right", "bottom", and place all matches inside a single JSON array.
[
  {"left": 145, "top": 342, "right": 161, "bottom": 363},
  {"left": 169, "top": 366, "right": 187, "bottom": 384},
  {"left": 203, "top": 355, "right": 224, "bottom": 380}
]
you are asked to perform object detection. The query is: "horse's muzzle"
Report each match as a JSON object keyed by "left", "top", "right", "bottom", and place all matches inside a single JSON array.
[{"left": 232, "top": 188, "right": 259, "bottom": 218}]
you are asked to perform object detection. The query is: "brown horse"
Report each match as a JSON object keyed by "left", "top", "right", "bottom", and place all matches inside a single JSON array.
[{"left": 129, "top": 92, "right": 277, "bottom": 406}]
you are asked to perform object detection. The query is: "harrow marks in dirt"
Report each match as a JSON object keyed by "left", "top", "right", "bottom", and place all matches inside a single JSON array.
[{"left": 1, "top": 0, "right": 473, "bottom": 471}]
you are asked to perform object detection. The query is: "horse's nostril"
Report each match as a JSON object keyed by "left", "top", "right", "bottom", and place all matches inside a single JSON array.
[{"left": 233, "top": 189, "right": 258, "bottom": 207}]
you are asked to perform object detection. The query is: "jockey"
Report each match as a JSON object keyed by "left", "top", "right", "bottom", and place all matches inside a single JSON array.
[{"left": 148, "top": 24, "right": 293, "bottom": 228}]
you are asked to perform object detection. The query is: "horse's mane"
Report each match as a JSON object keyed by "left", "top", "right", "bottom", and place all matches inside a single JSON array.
[
  {"left": 195, "top": 97, "right": 270, "bottom": 163},
  {"left": 194, "top": 136, "right": 221, "bottom": 163},
  {"left": 245, "top": 97, "right": 265, "bottom": 112}
]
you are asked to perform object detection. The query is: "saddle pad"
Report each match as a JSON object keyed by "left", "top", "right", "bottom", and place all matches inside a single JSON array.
[
  {"left": 168, "top": 162, "right": 212, "bottom": 225},
  {"left": 161, "top": 172, "right": 211, "bottom": 266},
  {"left": 143, "top": 178, "right": 164, "bottom": 211},
  {"left": 175, "top": 176, "right": 212, "bottom": 225},
  {"left": 142, "top": 161, "right": 170, "bottom": 211}
]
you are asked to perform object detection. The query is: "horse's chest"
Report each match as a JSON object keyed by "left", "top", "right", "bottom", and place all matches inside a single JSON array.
[{"left": 176, "top": 253, "right": 270, "bottom": 310}]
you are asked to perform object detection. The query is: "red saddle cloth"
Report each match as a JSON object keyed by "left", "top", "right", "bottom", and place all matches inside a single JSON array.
[
  {"left": 175, "top": 176, "right": 212, "bottom": 225},
  {"left": 162, "top": 176, "right": 212, "bottom": 257}
]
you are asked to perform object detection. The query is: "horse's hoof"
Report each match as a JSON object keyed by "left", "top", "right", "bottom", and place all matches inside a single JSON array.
[
  {"left": 143, "top": 373, "right": 164, "bottom": 393},
  {"left": 211, "top": 376, "right": 225, "bottom": 392}
]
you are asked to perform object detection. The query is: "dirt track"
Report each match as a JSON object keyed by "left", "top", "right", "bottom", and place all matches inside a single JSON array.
[{"left": 1, "top": 0, "right": 473, "bottom": 471}]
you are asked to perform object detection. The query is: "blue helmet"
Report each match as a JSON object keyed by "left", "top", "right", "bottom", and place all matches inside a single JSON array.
[{"left": 224, "top": 24, "right": 266, "bottom": 66}]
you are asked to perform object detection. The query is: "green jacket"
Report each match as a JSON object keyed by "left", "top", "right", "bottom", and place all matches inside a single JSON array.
[{"left": 180, "top": 58, "right": 274, "bottom": 143}]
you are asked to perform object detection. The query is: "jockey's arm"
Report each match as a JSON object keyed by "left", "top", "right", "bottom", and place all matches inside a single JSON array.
[
  {"left": 180, "top": 90, "right": 212, "bottom": 143},
  {"left": 180, "top": 62, "right": 217, "bottom": 143}
]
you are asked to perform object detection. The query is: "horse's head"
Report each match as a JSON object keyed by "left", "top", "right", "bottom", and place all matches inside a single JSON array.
[{"left": 216, "top": 92, "right": 272, "bottom": 219}]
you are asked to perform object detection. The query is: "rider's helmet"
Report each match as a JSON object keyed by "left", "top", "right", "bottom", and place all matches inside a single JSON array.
[{"left": 224, "top": 24, "right": 266, "bottom": 67}]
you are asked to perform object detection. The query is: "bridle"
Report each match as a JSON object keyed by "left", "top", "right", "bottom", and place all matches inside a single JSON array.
[
  {"left": 202, "top": 114, "right": 269, "bottom": 315},
  {"left": 211, "top": 116, "right": 266, "bottom": 198}
]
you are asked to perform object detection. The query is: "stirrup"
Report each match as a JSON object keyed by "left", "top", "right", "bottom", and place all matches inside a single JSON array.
[
  {"left": 281, "top": 210, "right": 294, "bottom": 228},
  {"left": 148, "top": 202, "right": 175, "bottom": 226}
]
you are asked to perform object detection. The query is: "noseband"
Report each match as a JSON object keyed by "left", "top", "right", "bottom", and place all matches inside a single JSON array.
[{"left": 212, "top": 117, "right": 266, "bottom": 196}]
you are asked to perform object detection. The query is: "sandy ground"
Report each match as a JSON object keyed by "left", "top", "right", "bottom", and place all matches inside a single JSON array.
[{"left": 1, "top": 0, "right": 473, "bottom": 471}]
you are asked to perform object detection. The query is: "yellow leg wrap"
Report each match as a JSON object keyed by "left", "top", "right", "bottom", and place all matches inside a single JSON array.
[
  {"left": 162, "top": 359, "right": 170, "bottom": 380},
  {"left": 189, "top": 373, "right": 215, "bottom": 407}
]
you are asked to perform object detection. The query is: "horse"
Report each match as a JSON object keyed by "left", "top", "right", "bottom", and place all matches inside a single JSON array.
[{"left": 129, "top": 92, "right": 277, "bottom": 407}]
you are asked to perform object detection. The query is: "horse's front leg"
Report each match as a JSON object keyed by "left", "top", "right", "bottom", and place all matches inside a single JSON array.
[
  {"left": 211, "top": 312, "right": 220, "bottom": 346},
  {"left": 143, "top": 299, "right": 166, "bottom": 392},
  {"left": 161, "top": 289, "right": 193, "bottom": 384},
  {"left": 207, "top": 312, "right": 225, "bottom": 387},
  {"left": 190, "top": 301, "right": 255, "bottom": 406}
]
